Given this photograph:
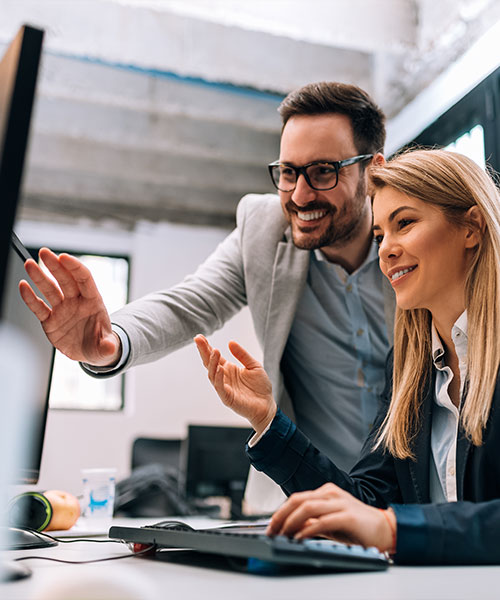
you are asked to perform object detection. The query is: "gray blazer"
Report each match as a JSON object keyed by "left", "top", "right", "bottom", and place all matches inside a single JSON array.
[{"left": 111, "top": 193, "right": 395, "bottom": 422}]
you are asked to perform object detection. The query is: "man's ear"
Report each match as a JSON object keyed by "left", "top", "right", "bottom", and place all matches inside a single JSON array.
[
  {"left": 464, "top": 206, "right": 485, "bottom": 249},
  {"left": 372, "top": 153, "right": 385, "bottom": 166}
]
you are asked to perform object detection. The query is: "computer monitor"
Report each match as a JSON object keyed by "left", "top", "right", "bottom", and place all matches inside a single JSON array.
[
  {"left": 5, "top": 233, "right": 55, "bottom": 484},
  {"left": 183, "top": 425, "right": 252, "bottom": 519},
  {"left": 0, "top": 24, "right": 51, "bottom": 577},
  {"left": 0, "top": 25, "right": 43, "bottom": 314}
]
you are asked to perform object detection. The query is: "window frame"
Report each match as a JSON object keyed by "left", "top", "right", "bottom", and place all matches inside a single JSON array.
[
  {"left": 27, "top": 245, "right": 131, "bottom": 412},
  {"left": 409, "top": 66, "right": 499, "bottom": 173}
]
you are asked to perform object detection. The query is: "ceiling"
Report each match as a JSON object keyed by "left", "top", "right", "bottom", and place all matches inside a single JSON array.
[{"left": 2, "top": 0, "right": 500, "bottom": 229}]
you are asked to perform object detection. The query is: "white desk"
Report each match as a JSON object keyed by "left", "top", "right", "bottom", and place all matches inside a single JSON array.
[{"left": 2, "top": 518, "right": 500, "bottom": 600}]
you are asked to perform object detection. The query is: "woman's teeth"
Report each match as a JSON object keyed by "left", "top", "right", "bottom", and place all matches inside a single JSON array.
[
  {"left": 391, "top": 266, "right": 416, "bottom": 281},
  {"left": 297, "top": 210, "right": 326, "bottom": 222}
]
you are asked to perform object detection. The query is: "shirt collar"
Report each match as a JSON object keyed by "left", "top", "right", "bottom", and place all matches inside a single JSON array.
[
  {"left": 431, "top": 310, "right": 468, "bottom": 365},
  {"left": 314, "top": 239, "right": 379, "bottom": 268}
]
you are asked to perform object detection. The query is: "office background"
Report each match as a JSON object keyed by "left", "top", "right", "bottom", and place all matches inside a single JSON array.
[{"left": 1, "top": 0, "right": 499, "bottom": 496}]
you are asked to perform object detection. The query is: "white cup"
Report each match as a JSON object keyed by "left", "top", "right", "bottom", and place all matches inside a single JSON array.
[{"left": 81, "top": 468, "right": 116, "bottom": 526}]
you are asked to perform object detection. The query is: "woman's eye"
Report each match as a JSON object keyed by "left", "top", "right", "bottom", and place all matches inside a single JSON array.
[
  {"left": 373, "top": 235, "right": 384, "bottom": 246},
  {"left": 398, "top": 218, "right": 414, "bottom": 229}
]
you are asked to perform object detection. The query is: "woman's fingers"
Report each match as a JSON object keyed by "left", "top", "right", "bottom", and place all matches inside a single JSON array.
[
  {"left": 194, "top": 335, "right": 228, "bottom": 370},
  {"left": 279, "top": 498, "right": 342, "bottom": 537},
  {"left": 213, "top": 362, "right": 229, "bottom": 403},
  {"left": 207, "top": 348, "right": 221, "bottom": 384},
  {"left": 194, "top": 335, "right": 211, "bottom": 368},
  {"left": 294, "top": 512, "right": 353, "bottom": 542},
  {"left": 197, "top": 340, "right": 230, "bottom": 404},
  {"left": 267, "top": 490, "right": 312, "bottom": 535},
  {"left": 267, "top": 484, "right": 344, "bottom": 536},
  {"left": 228, "top": 340, "right": 262, "bottom": 370}
]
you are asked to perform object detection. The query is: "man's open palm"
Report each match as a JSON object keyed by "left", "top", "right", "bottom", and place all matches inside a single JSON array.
[{"left": 19, "top": 248, "right": 120, "bottom": 366}]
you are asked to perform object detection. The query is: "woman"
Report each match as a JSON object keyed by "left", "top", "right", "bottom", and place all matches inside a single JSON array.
[{"left": 195, "top": 148, "right": 500, "bottom": 565}]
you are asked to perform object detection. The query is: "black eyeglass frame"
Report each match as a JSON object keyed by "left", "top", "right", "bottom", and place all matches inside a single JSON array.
[{"left": 267, "top": 154, "right": 374, "bottom": 192}]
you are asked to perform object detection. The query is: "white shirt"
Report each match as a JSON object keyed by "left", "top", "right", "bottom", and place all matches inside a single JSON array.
[{"left": 429, "top": 311, "right": 468, "bottom": 503}]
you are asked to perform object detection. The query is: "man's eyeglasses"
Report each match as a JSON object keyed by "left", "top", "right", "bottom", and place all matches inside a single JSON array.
[{"left": 268, "top": 154, "right": 373, "bottom": 192}]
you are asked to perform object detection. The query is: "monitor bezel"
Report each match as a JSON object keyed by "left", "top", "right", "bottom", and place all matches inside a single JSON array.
[{"left": 0, "top": 24, "right": 44, "bottom": 316}]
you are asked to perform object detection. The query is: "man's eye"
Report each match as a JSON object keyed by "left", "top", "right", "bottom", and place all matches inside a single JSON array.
[
  {"left": 280, "top": 167, "right": 295, "bottom": 177},
  {"left": 317, "top": 165, "right": 336, "bottom": 176}
]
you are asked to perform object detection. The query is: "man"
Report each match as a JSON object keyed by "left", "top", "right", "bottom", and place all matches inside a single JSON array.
[{"left": 21, "top": 82, "right": 394, "bottom": 510}]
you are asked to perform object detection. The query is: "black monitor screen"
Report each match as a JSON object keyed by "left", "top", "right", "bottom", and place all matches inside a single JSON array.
[
  {"left": 0, "top": 25, "right": 43, "bottom": 314},
  {"left": 0, "top": 23, "right": 47, "bottom": 485},
  {"left": 184, "top": 425, "right": 252, "bottom": 518},
  {"left": 3, "top": 233, "right": 54, "bottom": 484}
]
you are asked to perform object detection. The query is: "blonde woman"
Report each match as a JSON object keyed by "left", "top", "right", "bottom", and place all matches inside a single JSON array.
[{"left": 195, "top": 149, "right": 500, "bottom": 565}]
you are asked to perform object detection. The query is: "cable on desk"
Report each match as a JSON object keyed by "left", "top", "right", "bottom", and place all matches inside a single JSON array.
[
  {"left": 27, "top": 530, "right": 125, "bottom": 544},
  {"left": 12, "top": 543, "right": 155, "bottom": 565}
]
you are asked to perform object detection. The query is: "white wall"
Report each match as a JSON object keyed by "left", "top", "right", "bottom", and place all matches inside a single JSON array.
[{"left": 17, "top": 218, "right": 261, "bottom": 495}]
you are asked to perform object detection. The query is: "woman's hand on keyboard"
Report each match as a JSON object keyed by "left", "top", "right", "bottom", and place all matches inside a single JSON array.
[
  {"left": 194, "top": 334, "right": 277, "bottom": 436},
  {"left": 266, "top": 482, "right": 397, "bottom": 554}
]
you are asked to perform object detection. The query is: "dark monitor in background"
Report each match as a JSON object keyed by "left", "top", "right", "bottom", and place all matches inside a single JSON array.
[{"left": 183, "top": 425, "right": 252, "bottom": 519}]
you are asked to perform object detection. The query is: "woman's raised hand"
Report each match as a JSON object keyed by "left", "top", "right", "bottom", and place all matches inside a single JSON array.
[
  {"left": 194, "top": 334, "right": 277, "bottom": 435},
  {"left": 19, "top": 248, "right": 121, "bottom": 367}
]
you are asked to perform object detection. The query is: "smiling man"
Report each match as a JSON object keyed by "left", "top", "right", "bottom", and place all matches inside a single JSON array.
[{"left": 21, "top": 82, "right": 395, "bottom": 510}]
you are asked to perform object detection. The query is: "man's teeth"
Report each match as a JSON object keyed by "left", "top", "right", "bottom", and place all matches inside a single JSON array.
[
  {"left": 391, "top": 266, "right": 416, "bottom": 281},
  {"left": 297, "top": 210, "right": 326, "bottom": 222}
]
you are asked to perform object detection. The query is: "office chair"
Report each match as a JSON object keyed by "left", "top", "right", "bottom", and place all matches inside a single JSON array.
[{"left": 115, "top": 437, "right": 188, "bottom": 517}]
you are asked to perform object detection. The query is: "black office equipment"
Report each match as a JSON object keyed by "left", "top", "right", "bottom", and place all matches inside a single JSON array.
[
  {"left": 4, "top": 233, "right": 55, "bottom": 486},
  {"left": 182, "top": 425, "right": 252, "bottom": 519},
  {"left": 1, "top": 234, "right": 56, "bottom": 556},
  {"left": 109, "top": 522, "right": 389, "bottom": 573},
  {"left": 117, "top": 428, "right": 254, "bottom": 519},
  {"left": 114, "top": 437, "right": 186, "bottom": 517},
  {"left": 132, "top": 437, "right": 183, "bottom": 473},
  {"left": 0, "top": 25, "right": 43, "bottom": 314},
  {"left": 0, "top": 25, "right": 52, "bottom": 582}
]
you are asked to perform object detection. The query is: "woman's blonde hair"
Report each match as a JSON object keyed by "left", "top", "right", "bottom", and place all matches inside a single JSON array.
[{"left": 370, "top": 148, "right": 500, "bottom": 459}]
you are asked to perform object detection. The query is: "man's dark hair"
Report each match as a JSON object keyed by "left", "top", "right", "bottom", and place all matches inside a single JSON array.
[{"left": 279, "top": 82, "right": 386, "bottom": 155}]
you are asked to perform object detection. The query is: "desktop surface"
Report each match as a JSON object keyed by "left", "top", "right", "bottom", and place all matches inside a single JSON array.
[{"left": 1, "top": 517, "right": 500, "bottom": 600}]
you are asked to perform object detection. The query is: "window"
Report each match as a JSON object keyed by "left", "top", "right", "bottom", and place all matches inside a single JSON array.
[
  {"left": 445, "top": 124, "right": 485, "bottom": 168},
  {"left": 37, "top": 251, "right": 130, "bottom": 411},
  {"left": 410, "top": 67, "right": 499, "bottom": 173}
]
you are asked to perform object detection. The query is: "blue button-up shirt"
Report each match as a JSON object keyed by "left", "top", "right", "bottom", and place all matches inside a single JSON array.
[{"left": 280, "top": 242, "right": 390, "bottom": 472}]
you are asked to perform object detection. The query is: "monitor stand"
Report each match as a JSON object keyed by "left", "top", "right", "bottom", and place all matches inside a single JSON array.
[
  {"left": 228, "top": 480, "right": 245, "bottom": 520},
  {"left": 2, "top": 526, "right": 58, "bottom": 550},
  {"left": 0, "top": 526, "right": 57, "bottom": 581}
]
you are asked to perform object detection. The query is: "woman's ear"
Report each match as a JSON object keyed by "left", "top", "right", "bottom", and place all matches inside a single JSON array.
[{"left": 464, "top": 206, "right": 485, "bottom": 249}]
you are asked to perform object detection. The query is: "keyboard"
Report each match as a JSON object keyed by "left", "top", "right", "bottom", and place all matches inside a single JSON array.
[{"left": 109, "top": 521, "right": 389, "bottom": 573}]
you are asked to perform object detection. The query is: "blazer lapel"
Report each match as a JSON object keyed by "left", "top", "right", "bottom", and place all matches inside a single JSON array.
[
  {"left": 455, "top": 426, "right": 471, "bottom": 501},
  {"left": 262, "top": 239, "right": 309, "bottom": 402},
  {"left": 407, "top": 373, "right": 434, "bottom": 503}
]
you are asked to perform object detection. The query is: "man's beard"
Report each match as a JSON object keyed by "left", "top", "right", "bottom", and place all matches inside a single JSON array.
[{"left": 286, "top": 176, "right": 368, "bottom": 250}]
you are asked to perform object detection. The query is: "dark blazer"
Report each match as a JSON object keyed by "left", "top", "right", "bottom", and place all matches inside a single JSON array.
[{"left": 247, "top": 353, "right": 500, "bottom": 565}]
